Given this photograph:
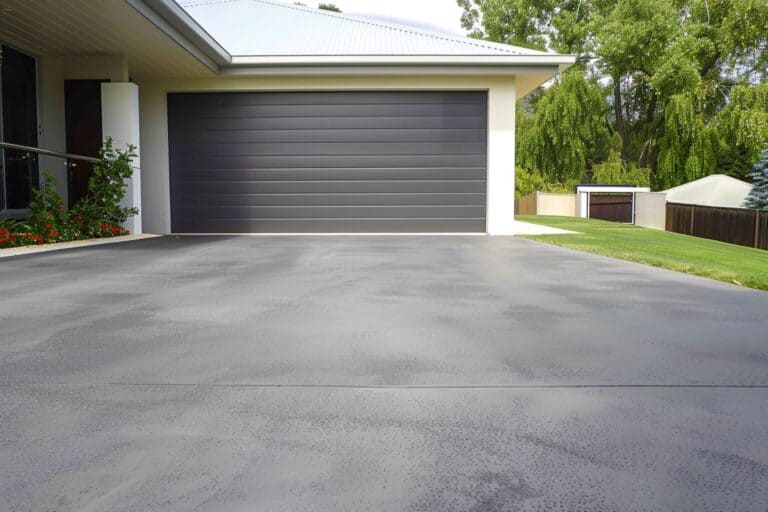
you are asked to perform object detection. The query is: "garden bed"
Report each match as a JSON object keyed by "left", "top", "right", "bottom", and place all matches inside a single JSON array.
[{"left": 0, "top": 233, "right": 159, "bottom": 258}]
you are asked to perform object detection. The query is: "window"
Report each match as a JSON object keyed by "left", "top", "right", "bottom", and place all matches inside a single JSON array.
[{"left": 0, "top": 44, "right": 39, "bottom": 213}]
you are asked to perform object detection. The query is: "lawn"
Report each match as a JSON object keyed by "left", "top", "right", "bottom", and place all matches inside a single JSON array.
[{"left": 517, "top": 215, "right": 768, "bottom": 291}]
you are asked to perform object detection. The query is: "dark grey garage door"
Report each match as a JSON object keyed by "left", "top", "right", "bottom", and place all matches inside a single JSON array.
[{"left": 168, "top": 91, "right": 487, "bottom": 233}]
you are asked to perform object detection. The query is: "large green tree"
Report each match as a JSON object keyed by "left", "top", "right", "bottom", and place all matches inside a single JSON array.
[
  {"left": 517, "top": 69, "right": 614, "bottom": 184},
  {"left": 458, "top": 0, "right": 768, "bottom": 189}
]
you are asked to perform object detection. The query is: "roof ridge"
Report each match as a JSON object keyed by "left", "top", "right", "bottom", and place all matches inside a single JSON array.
[{"left": 244, "top": 0, "right": 542, "bottom": 55}]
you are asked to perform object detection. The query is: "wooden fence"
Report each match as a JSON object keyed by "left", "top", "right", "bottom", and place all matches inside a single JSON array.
[
  {"left": 515, "top": 193, "right": 538, "bottom": 215},
  {"left": 589, "top": 194, "right": 633, "bottom": 223},
  {"left": 515, "top": 192, "right": 577, "bottom": 216},
  {"left": 666, "top": 202, "right": 768, "bottom": 250}
]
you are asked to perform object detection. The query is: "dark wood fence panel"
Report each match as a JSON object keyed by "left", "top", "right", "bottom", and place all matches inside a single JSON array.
[
  {"left": 589, "top": 194, "right": 633, "bottom": 223},
  {"left": 666, "top": 202, "right": 768, "bottom": 250}
]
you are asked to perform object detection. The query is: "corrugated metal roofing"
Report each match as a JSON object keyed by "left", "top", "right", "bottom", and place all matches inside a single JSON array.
[{"left": 179, "top": 0, "right": 552, "bottom": 57}]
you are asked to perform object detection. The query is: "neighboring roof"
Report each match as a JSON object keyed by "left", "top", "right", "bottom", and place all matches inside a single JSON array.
[
  {"left": 179, "top": 0, "right": 551, "bottom": 57},
  {"left": 663, "top": 174, "right": 753, "bottom": 208}
]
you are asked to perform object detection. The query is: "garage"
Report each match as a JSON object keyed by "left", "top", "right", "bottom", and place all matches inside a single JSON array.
[{"left": 167, "top": 91, "right": 488, "bottom": 233}]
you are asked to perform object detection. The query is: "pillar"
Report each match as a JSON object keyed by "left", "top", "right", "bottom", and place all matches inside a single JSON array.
[{"left": 101, "top": 82, "right": 141, "bottom": 234}]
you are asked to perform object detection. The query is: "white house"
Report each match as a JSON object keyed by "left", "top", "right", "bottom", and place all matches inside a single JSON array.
[{"left": 0, "top": 0, "right": 575, "bottom": 234}]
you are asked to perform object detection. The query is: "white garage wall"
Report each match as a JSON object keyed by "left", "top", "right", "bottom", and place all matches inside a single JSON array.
[
  {"left": 635, "top": 192, "right": 667, "bottom": 230},
  {"left": 138, "top": 75, "right": 518, "bottom": 235}
]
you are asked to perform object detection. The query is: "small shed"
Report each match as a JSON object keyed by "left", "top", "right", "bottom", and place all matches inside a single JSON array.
[{"left": 576, "top": 185, "right": 651, "bottom": 223}]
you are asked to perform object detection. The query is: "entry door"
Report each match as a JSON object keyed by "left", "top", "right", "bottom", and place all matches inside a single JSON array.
[
  {"left": 65, "top": 79, "right": 106, "bottom": 207},
  {"left": 168, "top": 91, "right": 488, "bottom": 233}
]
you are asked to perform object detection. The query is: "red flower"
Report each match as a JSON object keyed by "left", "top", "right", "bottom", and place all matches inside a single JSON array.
[{"left": 45, "top": 223, "right": 53, "bottom": 229}]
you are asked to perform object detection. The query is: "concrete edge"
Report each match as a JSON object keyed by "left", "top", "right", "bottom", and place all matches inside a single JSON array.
[
  {"left": 512, "top": 220, "right": 580, "bottom": 236},
  {"left": 0, "top": 234, "right": 161, "bottom": 258}
]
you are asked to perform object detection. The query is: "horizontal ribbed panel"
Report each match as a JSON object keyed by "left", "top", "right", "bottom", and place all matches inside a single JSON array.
[{"left": 168, "top": 91, "right": 488, "bottom": 233}]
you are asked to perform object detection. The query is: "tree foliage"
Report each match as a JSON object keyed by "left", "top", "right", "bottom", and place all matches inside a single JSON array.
[
  {"left": 318, "top": 3, "right": 341, "bottom": 12},
  {"left": 744, "top": 145, "right": 768, "bottom": 209},
  {"left": 716, "top": 83, "right": 768, "bottom": 177},
  {"left": 459, "top": 0, "right": 768, "bottom": 190},
  {"left": 515, "top": 167, "right": 573, "bottom": 196},
  {"left": 591, "top": 152, "right": 651, "bottom": 187},
  {"left": 518, "top": 69, "right": 614, "bottom": 184}
]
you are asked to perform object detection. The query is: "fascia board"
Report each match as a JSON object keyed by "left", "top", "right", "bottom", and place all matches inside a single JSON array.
[
  {"left": 229, "top": 54, "right": 577, "bottom": 67},
  {"left": 125, "top": 0, "right": 232, "bottom": 71}
]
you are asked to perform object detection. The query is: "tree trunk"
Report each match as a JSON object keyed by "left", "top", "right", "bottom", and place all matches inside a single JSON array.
[
  {"left": 638, "top": 138, "right": 652, "bottom": 168},
  {"left": 613, "top": 77, "right": 629, "bottom": 162}
]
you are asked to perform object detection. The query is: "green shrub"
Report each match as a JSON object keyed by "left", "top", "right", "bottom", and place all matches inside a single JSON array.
[
  {"left": 516, "top": 167, "right": 576, "bottom": 196},
  {"left": 590, "top": 152, "right": 651, "bottom": 187},
  {"left": 1, "top": 138, "right": 136, "bottom": 248},
  {"left": 75, "top": 139, "right": 138, "bottom": 229},
  {"left": 27, "top": 172, "right": 79, "bottom": 242}
]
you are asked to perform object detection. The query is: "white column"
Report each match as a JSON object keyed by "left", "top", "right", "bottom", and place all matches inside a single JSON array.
[
  {"left": 101, "top": 82, "right": 142, "bottom": 234},
  {"left": 486, "top": 83, "right": 516, "bottom": 235}
]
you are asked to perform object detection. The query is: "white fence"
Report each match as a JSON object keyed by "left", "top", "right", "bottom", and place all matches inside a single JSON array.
[{"left": 635, "top": 192, "right": 667, "bottom": 230}]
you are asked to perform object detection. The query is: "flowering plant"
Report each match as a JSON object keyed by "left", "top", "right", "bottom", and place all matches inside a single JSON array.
[{"left": 0, "top": 138, "right": 138, "bottom": 249}]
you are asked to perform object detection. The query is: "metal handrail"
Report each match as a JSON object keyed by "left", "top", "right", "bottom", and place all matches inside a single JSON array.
[{"left": 0, "top": 141, "right": 101, "bottom": 163}]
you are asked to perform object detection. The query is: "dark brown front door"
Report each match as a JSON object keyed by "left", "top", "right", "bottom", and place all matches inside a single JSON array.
[
  {"left": 589, "top": 193, "right": 633, "bottom": 223},
  {"left": 65, "top": 80, "right": 106, "bottom": 207}
]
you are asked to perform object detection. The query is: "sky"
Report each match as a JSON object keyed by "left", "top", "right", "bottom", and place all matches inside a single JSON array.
[{"left": 179, "top": 0, "right": 468, "bottom": 36}]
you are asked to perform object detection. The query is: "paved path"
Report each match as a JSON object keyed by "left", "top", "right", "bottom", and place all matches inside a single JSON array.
[
  {"left": 513, "top": 220, "right": 578, "bottom": 235},
  {"left": 1, "top": 236, "right": 766, "bottom": 511}
]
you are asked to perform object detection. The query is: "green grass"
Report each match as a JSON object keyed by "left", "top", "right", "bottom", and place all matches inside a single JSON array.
[{"left": 517, "top": 215, "right": 768, "bottom": 291}]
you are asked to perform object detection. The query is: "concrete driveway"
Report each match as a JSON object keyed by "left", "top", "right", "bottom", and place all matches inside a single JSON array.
[{"left": 1, "top": 235, "right": 767, "bottom": 511}]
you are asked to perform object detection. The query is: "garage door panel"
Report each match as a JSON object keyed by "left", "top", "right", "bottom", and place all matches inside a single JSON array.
[
  {"left": 173, "top": 205, "right": 486, "bottom": 219},
  {"left": 170, "top": 103, "right": 487, "bottom": 120},
  {"left": 172, "top": 154, "right": 486, "bottom": 170},
  {"left": 170, "top": 91, "right": 487, "bottom": 107},
  {"left": 172, "top": 180, "right": 487, "bottom": 195},
  {"left": 175, "top": 167, "right": 486, "bottom": 182},
  {"left": 175, "top": 115, "right": 488, "bottom": 131},
  {"left": 169, "top": 91, "right": 487, "bottom": 233},
  {"left": 172, "top": 192, "right": 486, "bottom": 207},
  {"left": 170, "top": 141, "right": 487, "bottom": 157},
  {"left": 172, "top": 218, "right": 487, "bottom": 234},
  {"left": 170, "top": 128, "right": 487, "bottom": 144}
]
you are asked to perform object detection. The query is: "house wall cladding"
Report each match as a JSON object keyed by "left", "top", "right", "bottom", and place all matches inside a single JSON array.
[{"left": 167, "top": 91, "right": 488, "bottom": 233}]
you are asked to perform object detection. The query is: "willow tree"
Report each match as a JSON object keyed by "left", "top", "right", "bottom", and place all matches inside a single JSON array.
[
  {"left": 655, "top": 93, "right": 719, "bottom": 189},
  {"left": 716, "top": 83, "right": 768, "bottom": 178},
  {"left": 458, "top": 0, "right": 768, "bottom": 189},
  {"left": 517, "top": 69, "right": 613, "bottom": 184}
]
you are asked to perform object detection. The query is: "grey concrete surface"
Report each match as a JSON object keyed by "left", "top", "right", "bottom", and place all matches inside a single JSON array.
[{"left": 1, "top": 235, "right": 767, "bottom": 511}]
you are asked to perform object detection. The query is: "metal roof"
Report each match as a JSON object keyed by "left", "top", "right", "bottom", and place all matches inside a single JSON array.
[{"left": 179, "top": 0, "right": 555, "bottom": 58}]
